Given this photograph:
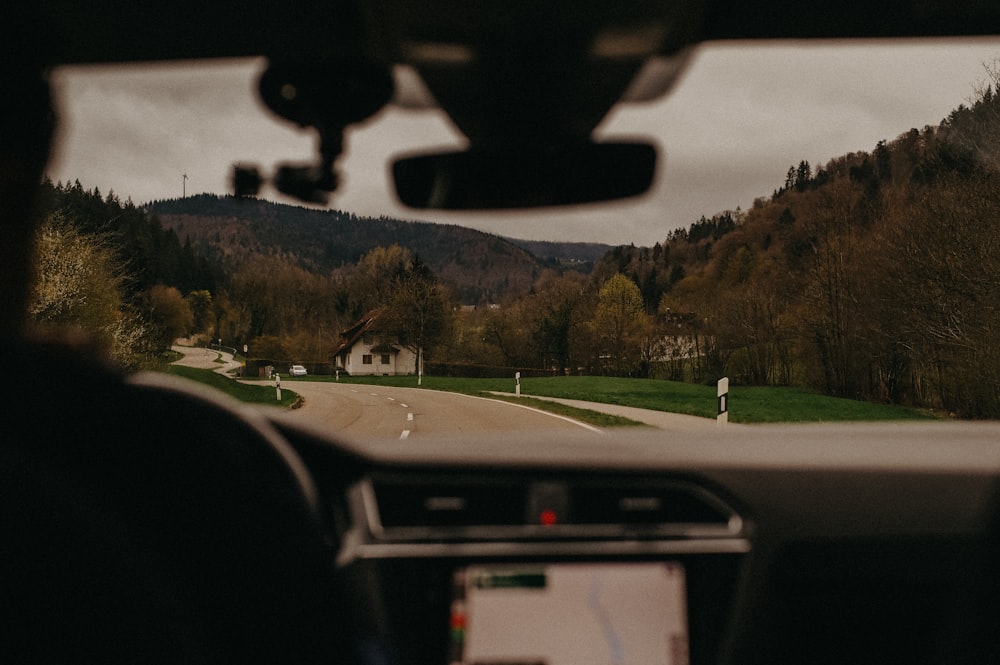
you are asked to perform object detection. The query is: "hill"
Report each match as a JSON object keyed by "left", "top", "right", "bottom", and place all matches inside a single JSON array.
[
  {"left": 507, "top": 239, "right": 612, "bottom": 270},
  {"left": 149, "top": 195, "right": 546, "bottom": 303},
  {"left": 590, "top": 75, "right": 1000, "bottom": 417}
]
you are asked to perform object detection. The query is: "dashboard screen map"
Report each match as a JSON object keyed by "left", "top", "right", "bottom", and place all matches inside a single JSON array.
[{"left": 449, "top": 563, "right": 689, "bottom": 665}]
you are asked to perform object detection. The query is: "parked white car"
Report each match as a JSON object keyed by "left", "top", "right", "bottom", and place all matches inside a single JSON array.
[{"left": 289, "top": 365, "right": 307, "bottom": 376}]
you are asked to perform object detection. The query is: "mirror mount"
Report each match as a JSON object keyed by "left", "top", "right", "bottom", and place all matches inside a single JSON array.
[{"left": 234, "top": 59, "right": 393, "bottom": 204}]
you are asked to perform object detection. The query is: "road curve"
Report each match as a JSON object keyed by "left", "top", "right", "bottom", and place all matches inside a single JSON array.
[
  {"left": 285, "top": 381, "right": 599, "bottom": 440},
  {"left": 171, "top": 345, "right": 243, "bottom": 375},
  {"left": 169, "top": 345, "right": 718, "bottom": 436}
]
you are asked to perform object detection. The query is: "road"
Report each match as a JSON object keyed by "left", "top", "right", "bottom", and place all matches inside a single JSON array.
[
  {"left": 170, "top": 345, "right": 719, "bottom": 439},
  {"left": 171, "top": 346, "right": 598, "bottom": 439},
  {"left": 287, "top": 381, "right": 599, "bottom": 439},
  {"left": 171, "top": 344, "right": 243, "bottom": 375}
]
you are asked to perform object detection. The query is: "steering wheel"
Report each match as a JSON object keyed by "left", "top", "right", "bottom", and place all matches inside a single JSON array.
[{"left": 1, "top": 344, "right": 358, "bottom": 665}]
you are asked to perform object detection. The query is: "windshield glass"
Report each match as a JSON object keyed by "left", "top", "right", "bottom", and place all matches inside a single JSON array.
[{"left": 39, "top": 38, "right": 1000, "bottom": 433}]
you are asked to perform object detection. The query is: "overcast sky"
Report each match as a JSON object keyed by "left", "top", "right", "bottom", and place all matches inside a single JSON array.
[{"left": 48, "top": 37, "right": 1000, "bottom": 246}]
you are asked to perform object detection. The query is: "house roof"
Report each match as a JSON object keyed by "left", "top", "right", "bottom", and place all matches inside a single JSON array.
[{"left": 330, "top": 308, "right": 386, "bottom": 357}]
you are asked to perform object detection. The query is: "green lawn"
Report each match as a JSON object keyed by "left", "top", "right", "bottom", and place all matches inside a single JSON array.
[
  {"left": 167, "top": 365, "right": 300, "bottom": 408},
  {"left": 314, "top": 374, "right": 937, "bottom": 423}
]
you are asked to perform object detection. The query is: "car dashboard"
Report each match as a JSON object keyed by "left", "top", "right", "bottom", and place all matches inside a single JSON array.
[{"left": 271, "top": 416, "right": 1000, "bottom": 665}]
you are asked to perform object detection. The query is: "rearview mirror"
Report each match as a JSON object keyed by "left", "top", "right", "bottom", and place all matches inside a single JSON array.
[{"left": 392, "top": 142, "right": 657, "bottom": 209}]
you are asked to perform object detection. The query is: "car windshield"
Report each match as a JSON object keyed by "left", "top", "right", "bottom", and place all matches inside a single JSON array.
[{"left": 37, "top": 37, "right": 1000, "bottom": 436}]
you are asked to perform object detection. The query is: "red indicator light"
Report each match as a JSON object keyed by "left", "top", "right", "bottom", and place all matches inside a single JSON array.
[{"left": 539, "top": 509, "right": 558, "bottom": 526}]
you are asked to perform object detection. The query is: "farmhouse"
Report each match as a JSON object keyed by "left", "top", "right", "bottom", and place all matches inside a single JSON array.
[{"left": 330, "top": 309, "right": 417, "bottom": 376}]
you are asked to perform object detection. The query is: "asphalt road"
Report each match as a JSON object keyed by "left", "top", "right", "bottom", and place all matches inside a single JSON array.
[
  {"left": 287, "top": 381, "right": 599, "bottom": 439},
  {"left": 170, "top": 345, "right": 719, "bottom": 439},
  {"left": 171, "top": 344, "right": 243, "bottom": 375},
  {"left": 171, "top": 346, "right": 597, "bottom": 439}
]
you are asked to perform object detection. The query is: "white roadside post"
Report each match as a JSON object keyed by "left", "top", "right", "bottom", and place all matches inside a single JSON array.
[
  {"left": 515, "top": 371, "right": 521, "bottom": 397},
  {"left": 717, "top": 377, "right": 729, "bottom": 425},
  {"left": 275, "top": 373, "right": 282, "bottom": 402}
]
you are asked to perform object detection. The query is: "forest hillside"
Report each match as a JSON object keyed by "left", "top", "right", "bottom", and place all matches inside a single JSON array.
[
  {"left": 591, "top": 72, "right": 1000, "bottom": 417},
  {"left": 149, "top": 195, "right": 550, "bottom": 304}
]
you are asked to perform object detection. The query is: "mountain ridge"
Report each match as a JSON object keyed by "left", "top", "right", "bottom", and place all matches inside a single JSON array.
[{"left": 149, "top": 194, "right": 608, "bottom": 303}]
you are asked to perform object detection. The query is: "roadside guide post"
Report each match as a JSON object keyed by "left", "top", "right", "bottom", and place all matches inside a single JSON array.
[
  {"left": 717, "top": 377, "right": 729, "bottom": 425},
  {"left": 276, "top": 374, "right": 282, "bottom": 402},
  {"left": 515, "top": 371, "right": 521, "bottom": 397}
]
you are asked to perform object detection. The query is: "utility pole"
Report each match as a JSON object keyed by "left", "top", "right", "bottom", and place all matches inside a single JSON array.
[{"left": 183, "top": 173, "right": 188, "bottom": 198}]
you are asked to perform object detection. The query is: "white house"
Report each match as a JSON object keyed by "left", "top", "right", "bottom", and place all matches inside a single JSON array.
[{"left": 330, "top": 309, "right": 418, "bottom": 376}]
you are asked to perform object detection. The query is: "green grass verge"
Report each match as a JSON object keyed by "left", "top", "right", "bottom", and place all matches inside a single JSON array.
[
  {"left": 300, "top": 374, "right": 937, "bottom": 423},
  {"left": 484, "top": 394, "right": 646, "bottom": 428},
  {"left": 167, "top": 365, "right": 300, "bottom": 408}
]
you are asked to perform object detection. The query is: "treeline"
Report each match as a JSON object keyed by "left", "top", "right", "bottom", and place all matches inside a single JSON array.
[
  {"left": 37, "top": 179, "right": 220, "bottom": 295},
  {"left": 29, "top": 180, "right": 222, "bottom": 366}
]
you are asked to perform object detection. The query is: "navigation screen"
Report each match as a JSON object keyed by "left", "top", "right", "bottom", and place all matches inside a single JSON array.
[{"left": 448, "top": 563, "right": 688, "bottom": 665}]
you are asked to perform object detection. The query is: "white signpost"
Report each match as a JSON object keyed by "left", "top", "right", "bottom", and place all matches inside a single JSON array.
[
  {"left": 515, "top": 372, "right": 521, "bottom": 397},
  {"left": 717, "top": 377, "right": 729, "bottom": 425}
]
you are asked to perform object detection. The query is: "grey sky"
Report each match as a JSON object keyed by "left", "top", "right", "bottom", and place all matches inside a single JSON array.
[{"left": 49, "top": 37, "right": 1000, "bottom": 246}]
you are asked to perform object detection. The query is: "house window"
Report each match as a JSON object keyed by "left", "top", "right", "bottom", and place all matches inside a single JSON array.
[
  {"left": 362, "top": 354, "right": 373, "bottom": 365},
  {"left": 380, "top": 354, "right": 390, "bottom": 365}
]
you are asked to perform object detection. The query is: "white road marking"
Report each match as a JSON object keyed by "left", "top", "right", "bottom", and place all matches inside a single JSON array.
[
  {"left": 400, "top": 430, "right": 411, "bottom": 440},
  {"left": 399, "top": 403, "right": 408, "bottom": 408},
  {"left": 407, "top": 413, "right": 414, "bottom": 421}
]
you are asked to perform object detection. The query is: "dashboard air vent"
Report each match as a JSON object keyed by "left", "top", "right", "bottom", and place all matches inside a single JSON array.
[
  {"left": 569, "top": 483, "right": 733, "bottom": 526},
  {"left": 372, "top": 479, "right": 528, "bottom": 529}
]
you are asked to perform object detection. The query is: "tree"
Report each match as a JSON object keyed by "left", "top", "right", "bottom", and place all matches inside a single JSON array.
[
  {"left": 186, "top": 289, "right": 214, "bottom": 337},
  {"left": 29, "top": 214, "right": 150, "bottom": 367},
  {"left": 141, "top": 285, "right": 194, "bottom": 351},
  {"left": 793, "top": 178, "right": 871, "bottom": 397},
  {"left": 220, "top": 256, "right": 343, "bottom": 355},
  {"left": 522, "top": 271, "right": 591, "bottom": 373},
  {"left": 381, "top": 257, "right": 452, "bottom": 385},
  {"left": 592, "top": 273, "right": 648, "bottom": 376},
  {"left": 348, "top": 244, "right": 414, "bottom": 315},
  {"left": 867, "top": 175, "right": 1000, "bottom": 416}
]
